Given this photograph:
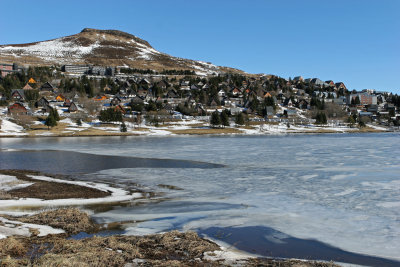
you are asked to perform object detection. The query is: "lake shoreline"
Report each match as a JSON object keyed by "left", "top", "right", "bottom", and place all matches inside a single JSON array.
[{"left": 0, "top": 170, "right": 341, "bottom": 266}]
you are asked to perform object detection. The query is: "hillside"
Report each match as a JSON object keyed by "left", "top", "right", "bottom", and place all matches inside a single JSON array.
[{"left": 0, "top": 28, "right": 244, "bottom": 75}]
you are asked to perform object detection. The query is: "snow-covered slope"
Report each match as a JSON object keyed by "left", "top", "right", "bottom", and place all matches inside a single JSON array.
[{"left": 0, "top": 28, "right": 243, "bottom": 75}]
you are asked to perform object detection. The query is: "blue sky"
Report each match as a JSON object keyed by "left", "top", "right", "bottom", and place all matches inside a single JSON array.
[{"left": 1, "top": 0, "right": 399, "bottom": 93}]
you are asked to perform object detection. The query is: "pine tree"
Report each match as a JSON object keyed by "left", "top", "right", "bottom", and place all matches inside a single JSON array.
[
  {"left": 45, "top": 115, "right": 57, "bottom": 130},
  {"left": 210, "top": 110, "right": 221, "bottom": 127},
  {"left": 235, "top": 113, "right": 245, "bottom": 126},
  {"left": 120, "top": 122, "right": 127, "bottom": 132},
  {"left": 220, "top": 110, "right": 229, "bottom": 127}
]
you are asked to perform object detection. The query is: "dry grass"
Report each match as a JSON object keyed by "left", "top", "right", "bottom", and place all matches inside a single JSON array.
[
  {"left": 0, "top": 170, "right": 110, "bottom": 200},
  {"left": 18, "top": 208, "right": 98, "bottom": 235},
  {"left": 0, "top": 190, "right": 13, "bottom": 200}
]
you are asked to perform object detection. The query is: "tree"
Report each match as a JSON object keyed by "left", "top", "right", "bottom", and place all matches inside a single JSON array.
[
  {"left": 120, "top": 122, "right": 127, "bottom": 132},
  {"left": 220, "top": 110, "right": 230, "bottom": 127},
  {"left": 355, "top": 96, "right": 361, "bottom": 105},
  {"left": 315, "top": 112, "right": 327, "bottom": 124},
  {"left": 210, "top": 110, "right": 221, "bottom": 127},
  {"left": 45, "top": 115, "right": 57, "bottom": 130},
  {"left": 235, "top": 112, "right": 245, "bottom": 126},
  {"left": 50, "top": 108, "right": 60, "bottom": 121}
]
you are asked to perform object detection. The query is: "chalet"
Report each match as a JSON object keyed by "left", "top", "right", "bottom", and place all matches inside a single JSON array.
[
  {"left": 114, "top": 104, "right": 126, "bottom": 114},
  {"left": 190, "top": 84, "right": 199, "bottom": 90},
  {"left": 35, "top": 97, "right": 49, "bottom": 108},
  {"left": 263, "top": 92, "right": 272, "bottom": 98},
  {"left": 297, "top": 99, "right": 309, "bottom": 110},
  {"left": 163, "top": 103, "right": 175, "bottom": 114},
  {"left": 28, "top": 78, "right": 37, "bottom": 84},
  {"left": 218, "top": 89, "right": 226, "bottom": 97},
  {"left": 293, "top": 76, "right": 304, "bottom": 82},
  {"left": 335, "top": 82, "right": 347, "bottom": 90},
  {"left": 94, "top": 95, "right": 107, "bottom": 101},
  {"left": 310, "top": 78, "right": 326, "bottom": 87},
  {"left": 131, "top": 96, "right": 144, "bottom": 105},
  {"left": 63, "top": 98, "right": 72, "bottom": 107},
  {"left": 110, "top": 96, "right": 122, "bottom": 106},
  {"left": 68, "top": 102, "right": 78, "bottom": 113},
  {"left": 56, "top": 94, "right": 65, "bottom": 102},
  {"left": 221, "top": 97, "right": 231, "bottom": 107},
  {"left": 10, "top": 89, "right": 25, "bottom": 101},
  {"left": 230, "top": 87, "right": 241, "bottom": 96},
  {"left": 103, "top": 85, "right": 112, "bottom": 93},
  {"left": 165, "top": 89, "right": 178, "bottom": 99},
  {"left": 283, "top": 98, "right": 293, "bottom": 107},
  {"left": 40, "top": 82, "right": 55, "bottom": 92},
  {"left": 42, "top": 104, "right": 53, "bottom": 113},
  {"left": 156, "top": 80, "right": 169, "bottom": 90},
  {"left": 325, "top": 80, "right": 335, "bottom": 87},
  {"left": 209, "top": 99, "right": 218, "bottom": 108},
  {"left": 22, "top": 83, "right": 34, "bottom": 90},
  {"left": 138, "top": 78, "right": 150, "bottom": 87},
  {"left": 8, "top": 102, "right": 27, "bottom": 115}
]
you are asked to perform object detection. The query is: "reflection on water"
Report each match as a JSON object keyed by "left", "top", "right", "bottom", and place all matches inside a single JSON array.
[{"left": 0, "top": 150, "right": 223, "bottom": 175}]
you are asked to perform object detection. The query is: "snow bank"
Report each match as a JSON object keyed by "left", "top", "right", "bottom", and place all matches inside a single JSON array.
[
  {"left": 0, "top": 175, "right": 143, "bottom": 210},
  {"left": 0, "top": 217, "right": 65, "bottom": 239}
]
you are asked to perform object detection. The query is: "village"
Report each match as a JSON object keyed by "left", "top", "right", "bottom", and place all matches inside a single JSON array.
[{"left": 0, "top": 63, "right": 399, "bottom": 137}]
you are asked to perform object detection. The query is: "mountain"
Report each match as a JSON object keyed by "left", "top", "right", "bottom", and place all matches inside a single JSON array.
[{"left": 0, "top": 28, "right": 244, "bottom": 75}]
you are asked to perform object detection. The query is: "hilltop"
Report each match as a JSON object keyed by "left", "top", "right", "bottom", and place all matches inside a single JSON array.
[{"left": 0, "top": 28, "right": 244, "bottom": 75}]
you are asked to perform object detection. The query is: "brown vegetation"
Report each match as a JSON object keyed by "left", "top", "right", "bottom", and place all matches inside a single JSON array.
[{"left": 0, "top": 170, "right": 110, "bottom": 200}]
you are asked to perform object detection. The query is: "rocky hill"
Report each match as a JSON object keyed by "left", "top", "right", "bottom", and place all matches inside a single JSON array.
[{"left": 0, "top": 28, "right": 244, "bottom": 75}]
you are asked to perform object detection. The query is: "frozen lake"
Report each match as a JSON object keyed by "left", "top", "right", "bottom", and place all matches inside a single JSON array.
[{"left": 1, "top": 133, "right": 399, "bottom": 265}]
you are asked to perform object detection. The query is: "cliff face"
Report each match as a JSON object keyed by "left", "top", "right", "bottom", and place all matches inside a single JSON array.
[{"left": 0, "top": 28, "right": 244, "bottom": 75}]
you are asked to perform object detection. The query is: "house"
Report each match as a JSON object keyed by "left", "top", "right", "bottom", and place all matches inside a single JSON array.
[
  {"left": 40, "top": 82, "right": 55, "bottom": 92},
  {"left": 218, "top": 89, "right": 226, "bottom": 97},
  {"left": 325, "top": 80, "right": 335, "bottom": 87},
  {"left": 22, "top": 83, "right": 34, "bottom": 90},
  {"left": 56, "top": 94, "right": 65, "bottom": 102},
  {"left": 190, "top": 84, "right": 199, "bottom": 90},
  {"left": 110, "top": 96, "right": 122, "bottom": 106},
  {"left": 28, "top": 78, "right": 37, "bottom": 84},
  {"left": 347, "top": 93, "right": 377, "bottom": 105},
  {"left": 263, "top": 92, "right": 272, "bottom": 98},
  {"left": 35, "top": 97, "right": 49, "bottom": 108},
  {"left": 68, "top": 102, "right": 78, "bottom": 113},
  {"left": 131, "top": 96, "right": 144, "bottom": 105},
  {"left": 94, "top": 95, "right": 107, "bottom": 101},
  {"left": 8, "top": 102, "right": 27, "bottom": 115},
  {"left": 333, "top": 96, "right": 347, "bottom": 105},
  {"left": 10, "top": 89, "right": 25, "bottom": 101},
  {"left": 41, "top": 104, "right": 53, "bottom": 113},
  {"left": 156, "top": 80, "right": 169, "bottom": 90},
  {"left": 297, "top": 99, "right": 309, "bottom": 110},
  {"left": 230, "top": 87, "right": 241, "bottom": 96},
  {"left": 310, "top": 78, "right": 326, "bottom": 87},
  {"left": 114, "top": 104, "right": 126, "bottom": 114},
  {"left": 283, "top": 98, "right": 293, "bottom": 107},
  {"left": 293, "top": 76, "right": 304, "bottom": 82},
  {"left": 335, "top": 82, "right": 347, "bottom": 90},
  {"left": 63, "top": 98, "right": 72, "bottom": 107}
]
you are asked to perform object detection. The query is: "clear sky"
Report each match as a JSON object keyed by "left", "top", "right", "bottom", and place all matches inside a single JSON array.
[{"left": 1, "top": 0, "right": 399, "bottom": 93}]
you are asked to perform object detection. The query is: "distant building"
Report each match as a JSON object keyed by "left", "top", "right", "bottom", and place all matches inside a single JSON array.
[
  {"left": 347, "top": 92, "right": 377, "bottom": 105},
  {"left": 62, "top": 65, "right": 90, "bottom": 74},
  {"left": 0, "top": 63, "right": 23, "bottom": 77}
]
